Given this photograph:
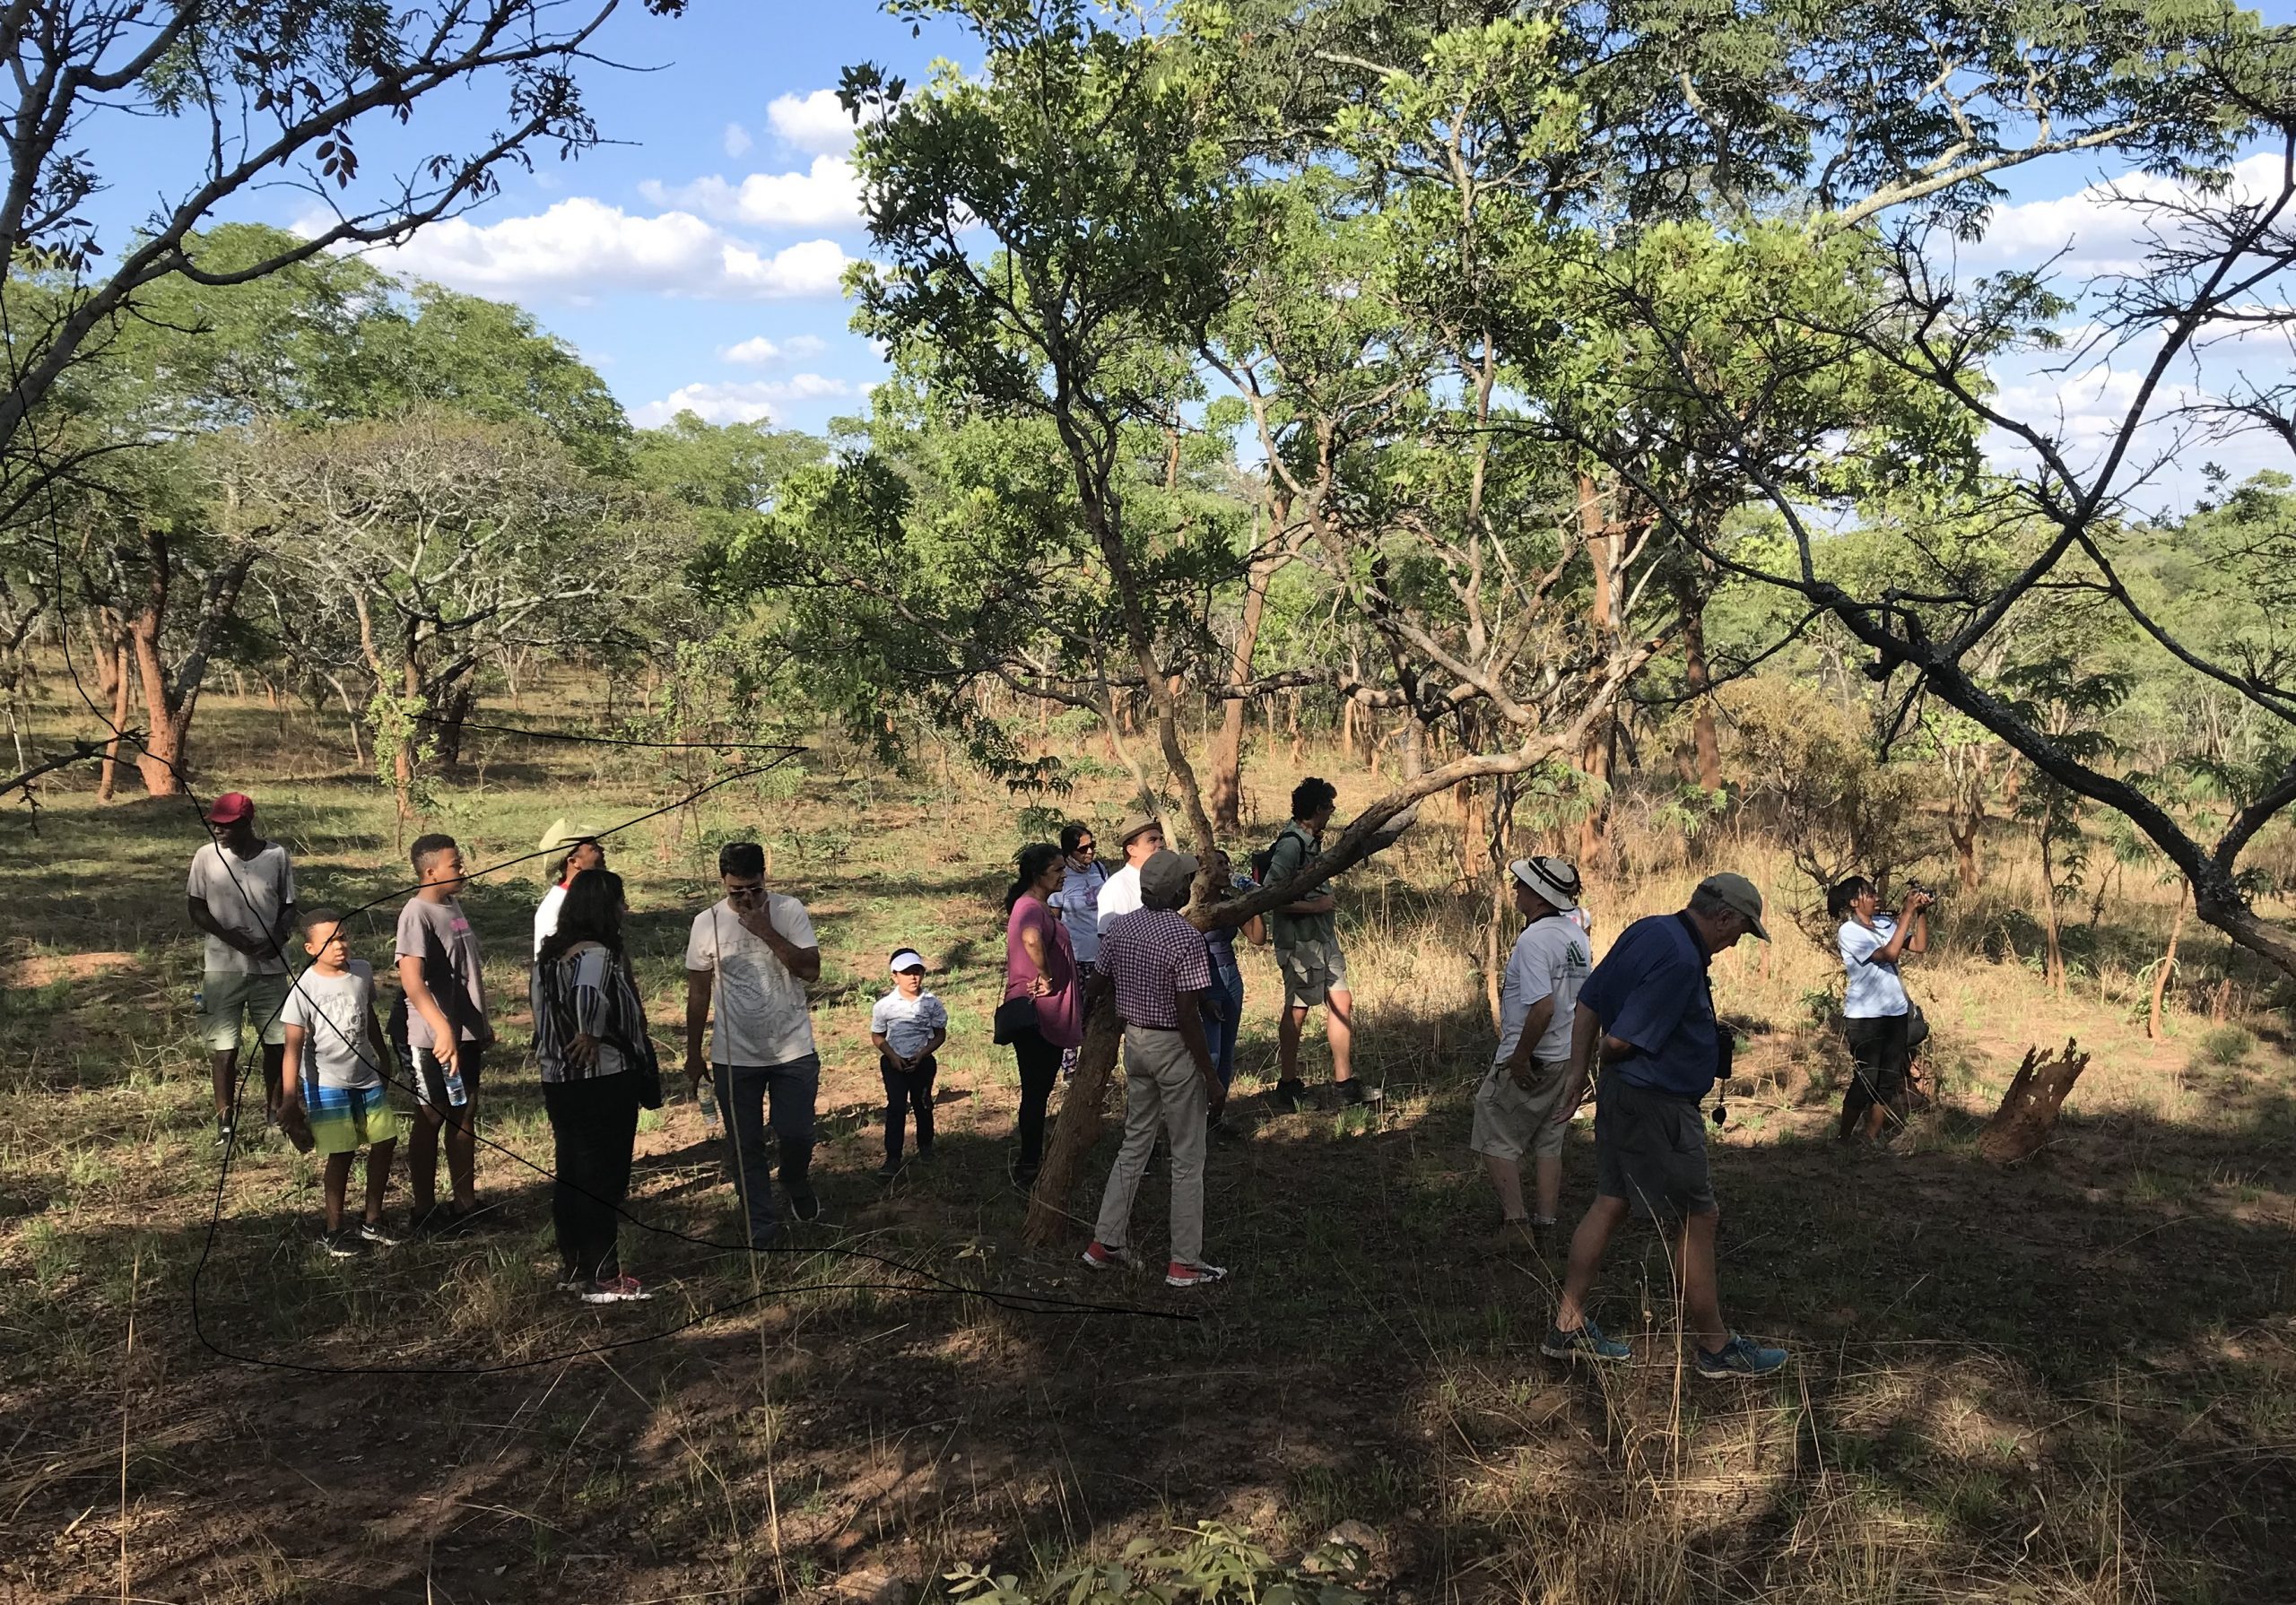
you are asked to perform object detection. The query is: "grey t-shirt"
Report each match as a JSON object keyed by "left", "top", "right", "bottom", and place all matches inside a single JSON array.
[
  {"left": 282, "top": 960, "right": 383, "bottom": 1090},
  {"left": 395, "top": 896, "right": 488, "bottom": 1049},
  {"left": 186, "top": 841, "right": 295, "bottom": 976}
]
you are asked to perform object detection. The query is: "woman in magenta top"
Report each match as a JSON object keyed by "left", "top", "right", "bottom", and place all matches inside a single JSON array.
[{"left": 1004, "top": 842, "right": 1081, "bottom": 1185}]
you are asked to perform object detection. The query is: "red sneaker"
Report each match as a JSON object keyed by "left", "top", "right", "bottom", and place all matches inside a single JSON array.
[
  {"left": 1079, "top": 1240, "right": 1136, "bottom": 1271},
  {"left": 1164, "top": 1261, "right": 1229, "bottom": 1288}
]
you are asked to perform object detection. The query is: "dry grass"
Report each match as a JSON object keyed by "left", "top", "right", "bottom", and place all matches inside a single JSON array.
[{"left": 0, "top": 681, "right": 2291, "bottom": 1603}]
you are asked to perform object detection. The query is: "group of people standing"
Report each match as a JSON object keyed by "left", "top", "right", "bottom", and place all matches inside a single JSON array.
[
  {"left": 187, "top": 773, "right": 1934, "bottom": 1370},
  {"left": 187, "top": 797, "right": 858, "bottom": 1303}
]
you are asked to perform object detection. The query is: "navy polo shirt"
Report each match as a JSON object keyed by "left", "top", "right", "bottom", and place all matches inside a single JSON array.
[{"left": 1578, "top": 913, "right": 1719, "bottom": 1098}]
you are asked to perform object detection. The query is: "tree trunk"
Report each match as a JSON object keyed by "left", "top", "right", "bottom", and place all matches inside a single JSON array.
[
  {"left": 1977, "top": 1039, "right": 2091, "bottom": 1164},
  {"left": 1949, "top": 807, "right": 1984, "bottom": 890},
  {"left": 1207, "top": 538, "right": 1281, "bottom": 837},
  {"left": 97, "top": 638, "right": 131, "bottom": 802},
  {"left": 1578, "top": 473, "right": 1613, "bottom": 867},
  {"left": 1674, "top": 569, "right": 1722, "bottom": 791},
  {"left": 2038, "top": 827, "right": 2065, "bottom": 994},
  {"left": 432, "top": 678, "right": 476, "bottom": 768},
  {"left": 1021, "top": 999, "right": 1125, "bottom": 1245},
  {"left": 2148, "top": 885, "right": 2187, "bottom": 1042}
]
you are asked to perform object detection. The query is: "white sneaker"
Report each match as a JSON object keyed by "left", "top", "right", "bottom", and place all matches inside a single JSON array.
[
  {"left": 579, "top": 1275, "right": 654, "bottom": 1304},
  {"left": 1164, "top": 1261, "right": 1229, "bottom": 1288}
]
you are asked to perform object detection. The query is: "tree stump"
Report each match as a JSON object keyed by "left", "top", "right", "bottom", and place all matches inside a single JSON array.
[{"left": 1977, "top": 1038, "right": 2091, "bottom": 1165}]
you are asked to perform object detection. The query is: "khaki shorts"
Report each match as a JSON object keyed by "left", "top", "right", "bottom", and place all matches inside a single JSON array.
[
  {"left": 201, "top": 970, "right": 291, "bottom": 1052},
  {"left": 1276, "top": 940, "right": 1349, "bottom": 1009},
  {"left": 1470, "top": 1058, "right": 1571, "bottom": 1163}
]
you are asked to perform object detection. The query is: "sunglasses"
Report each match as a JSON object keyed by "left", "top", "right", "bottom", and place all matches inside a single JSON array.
[{"left": 1073, "top": 842, "right": 1096, "bottom": 855}]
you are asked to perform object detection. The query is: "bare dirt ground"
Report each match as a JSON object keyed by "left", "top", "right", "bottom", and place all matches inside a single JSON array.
[{"left": 3, "top": 708, "right": 2292, "bottom": 1603}]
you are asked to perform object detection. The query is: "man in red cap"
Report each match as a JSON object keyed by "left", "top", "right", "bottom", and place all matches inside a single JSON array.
[{"left": 186, "top": 792, "right": 299, "bottom": 1144}]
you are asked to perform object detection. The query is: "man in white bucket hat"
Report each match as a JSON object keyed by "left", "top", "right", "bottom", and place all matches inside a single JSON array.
[{"left": 1471, "top": 856, "right": 1591, "bottom": 1249}]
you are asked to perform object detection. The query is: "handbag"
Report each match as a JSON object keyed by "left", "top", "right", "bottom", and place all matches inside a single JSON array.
[
  {"left": 615, "top": 1028, "right": 665, "bottom": 1110},
  {"left": 1905, "top": 1001, "right": 1930, "bottom": 1051},
  {"left": 993, "top": 993, "right": 1039, "bottom": 1045}
]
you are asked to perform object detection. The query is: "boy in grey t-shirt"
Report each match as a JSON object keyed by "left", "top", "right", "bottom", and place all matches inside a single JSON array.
[
  {"left": 396, "top": 833, "right": 491, "bottom": 1234},
  {"left": 281, "top": 910, "right": 401, "bottom": 1257}
]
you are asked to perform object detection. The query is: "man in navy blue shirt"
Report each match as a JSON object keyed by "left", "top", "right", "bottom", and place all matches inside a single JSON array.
[{"left": 1538, "top": 873, "right": 1790, "bottom": 1378}]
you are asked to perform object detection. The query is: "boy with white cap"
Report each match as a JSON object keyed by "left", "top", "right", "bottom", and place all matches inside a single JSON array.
[
  {"left": 870, "top": 948, "right": 948, "bottom": 1177},
  {"left": 1472, "top": 856, "right": 1591, "bottom": 1246}
]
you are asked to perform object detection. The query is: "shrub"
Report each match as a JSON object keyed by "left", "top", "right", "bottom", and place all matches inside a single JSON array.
[
  {"left": 946, "top": 1523, "right": 1372, "bottom": 1604},
  {"left": 2198, "top": 1024, "right": 2255, "bottom": 1065}
]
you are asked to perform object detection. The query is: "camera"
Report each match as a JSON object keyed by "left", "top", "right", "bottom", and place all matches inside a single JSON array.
[{"left": 1902, "top": 877, "right": 1944, "bottom": 906}]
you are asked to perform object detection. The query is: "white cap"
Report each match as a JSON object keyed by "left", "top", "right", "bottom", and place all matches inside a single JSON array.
[
  {"left": 1508, "top": 855, "right": 1582, "bottom": 915},
  {"left": 888, "top": 948, "right": 926, "bottom": 973}
]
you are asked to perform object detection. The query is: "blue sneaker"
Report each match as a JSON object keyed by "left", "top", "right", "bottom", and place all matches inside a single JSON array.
[
  {"left": 1696, "top": 1333, "right": 1789, "bottom": 1378},
  {"left": 1539, "top": 1319, "right": 1631, "bottom": 1362}
]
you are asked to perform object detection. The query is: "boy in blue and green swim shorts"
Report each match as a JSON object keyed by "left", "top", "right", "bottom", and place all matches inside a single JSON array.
[{"left": 280, "top": 910, "right": 402, "bottom": 1257}]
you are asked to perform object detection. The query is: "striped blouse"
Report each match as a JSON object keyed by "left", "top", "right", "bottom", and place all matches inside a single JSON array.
[{"left": 532, "top": 942, "right": 649, "bottom": 1084}]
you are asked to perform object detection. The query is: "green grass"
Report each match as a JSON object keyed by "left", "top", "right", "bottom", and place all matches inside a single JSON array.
[{"left": 1, "top": 691, "right": 2292, "bottom": 1603}]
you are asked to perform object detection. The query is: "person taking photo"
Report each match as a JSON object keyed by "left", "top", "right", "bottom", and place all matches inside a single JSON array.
[{"left": 1830, "top": 875, "right": 1934, "bottom": 1147}]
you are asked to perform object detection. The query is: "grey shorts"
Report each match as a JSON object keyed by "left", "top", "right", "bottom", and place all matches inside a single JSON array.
[
  {"left": 1593, "top": 1074, "right": 1716, "bottom": 1218},
  {"left": 1276, "top": 939, "right": 1349, "bottom": 1008}
]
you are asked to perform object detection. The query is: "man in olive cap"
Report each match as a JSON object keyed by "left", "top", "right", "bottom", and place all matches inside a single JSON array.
[
  {"left": 1081, "top": 848, "right": 1227, "bottom": 1288},
  {"left": 1093, "top": 811, "right": 1166, "bottom": 934},
  {"left": 1539, "top": 872, "right": 1790, "bottom": 1379}
]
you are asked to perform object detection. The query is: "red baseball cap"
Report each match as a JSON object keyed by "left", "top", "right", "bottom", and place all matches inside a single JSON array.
[{"left": 205, "top": 792, "right": 255, "bottom": 825}]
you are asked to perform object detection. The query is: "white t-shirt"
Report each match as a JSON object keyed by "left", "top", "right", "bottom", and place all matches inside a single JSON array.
[
  {"left": 1839, "top": 916, "right": 1910, "bottom": 1019},
  {"left": 870, "top": 989, "right": 949, "bottom": 1062},
  {"left": 1495, "top": 916, "right": 1593, "bottom": 1066},
  {"left": 187, "top": 841, "right": 295, "bottom": 975},
  {"left": 534, "top": 882, "right": 569, "bottom": 956},
  {"left": 1096, "top": 863, "right": 1144, "bottom": 934},
  {"left": 282, "top": 960, "right": 382, "bottom": 1090},
  {"left": 685, "top": 895, "right": 819, "bottom": 1066}
]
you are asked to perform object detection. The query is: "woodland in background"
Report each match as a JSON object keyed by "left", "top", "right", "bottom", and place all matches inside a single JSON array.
[{"left": 2, "top": 0, "right": 2293, "bottom": 993}]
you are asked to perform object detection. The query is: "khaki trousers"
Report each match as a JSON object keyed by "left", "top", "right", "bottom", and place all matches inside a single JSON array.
[{"left": 1091, "top": 1024, "right": 1209, "bottom": 1266}]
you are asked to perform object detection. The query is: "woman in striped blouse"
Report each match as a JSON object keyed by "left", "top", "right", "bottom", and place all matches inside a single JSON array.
[{"left": 534, "top": 869, "right": 654, "bottom": 1303}]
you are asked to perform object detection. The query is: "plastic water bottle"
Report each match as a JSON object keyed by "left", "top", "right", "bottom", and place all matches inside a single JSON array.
[
  {"left": 697, "top": 1076, "right": 721, "bottom": 1133},
  {"left": 444, "top": 1063, "right": 468, "bottom": 1107}
]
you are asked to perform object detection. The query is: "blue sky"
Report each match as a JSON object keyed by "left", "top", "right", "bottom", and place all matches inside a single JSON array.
[{"left": 94, "top": 1, "right": 2296, "bottom": 506}]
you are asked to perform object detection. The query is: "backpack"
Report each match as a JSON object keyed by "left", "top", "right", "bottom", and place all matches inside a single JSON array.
[{"left": 1253, "top": 823, "right": 1309, "bottom": 886}]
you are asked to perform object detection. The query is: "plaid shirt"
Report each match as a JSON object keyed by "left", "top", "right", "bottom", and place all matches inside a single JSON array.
[{"left": 1099, "top": 907, "right": 1213, "bottom": 1031}]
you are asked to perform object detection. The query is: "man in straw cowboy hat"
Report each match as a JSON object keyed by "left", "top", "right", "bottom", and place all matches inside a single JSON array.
[
  {"left": 534, "top": 818, "right": 606, "bottom": 956},
  {"left": 1472, "top": 855, "right": 1592, "bottom": 1248},
  {"left": 1540, "top": 872, "right": 1789, "bottom": 1378},
  {"left": 1093, "top": 811, "right": 1167, "bottom": 933}
]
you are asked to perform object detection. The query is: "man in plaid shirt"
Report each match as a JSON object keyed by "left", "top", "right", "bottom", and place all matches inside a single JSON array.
[{"left": 1080, "top": 849, "right": 1229, "bottom": 1288}]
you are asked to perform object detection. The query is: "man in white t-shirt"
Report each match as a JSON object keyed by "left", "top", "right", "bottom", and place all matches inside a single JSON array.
[
  {"left": 1094, "top": 812, "right": 1164, "bottom": 933},
  {"left": 185, "top": 792, "right": 298, "bottom": 1145},
  {"left": 1471, "top": 856, "right": 1592, "bottom": 1246},
  {"left": 685, "top": 840, "right": 822, "bottom": 1245}
]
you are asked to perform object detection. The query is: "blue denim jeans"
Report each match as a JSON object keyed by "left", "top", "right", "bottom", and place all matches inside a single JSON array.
[
  {"left": 1203, "top": 959, "right": 1244, "bottom": 1090},
  {"left": 714, "top": 1054, "right": 820, "bottom": 1245}
]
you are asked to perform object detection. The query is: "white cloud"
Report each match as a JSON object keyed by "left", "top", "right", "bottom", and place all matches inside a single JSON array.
[
  {"left": 723, "top": 122, "right": 753, "bottom": 159},
  {"left": 1961, "top": 152, "right": 2291, "bottom": 281},
  {"left": 640, "top": 155, "right": 860, "bottom": 230},
  {"left": 769, "top": 89, "right": 856, "bottom": 154},
  {"left": 719, "top": 334, "right": 828, "bottom": 365},
  {"left": 356, "top": 196, "right": 853, "bottom": 300},
  {"left": 633, "top": 373, "right": 856, "bottom": 429}
]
